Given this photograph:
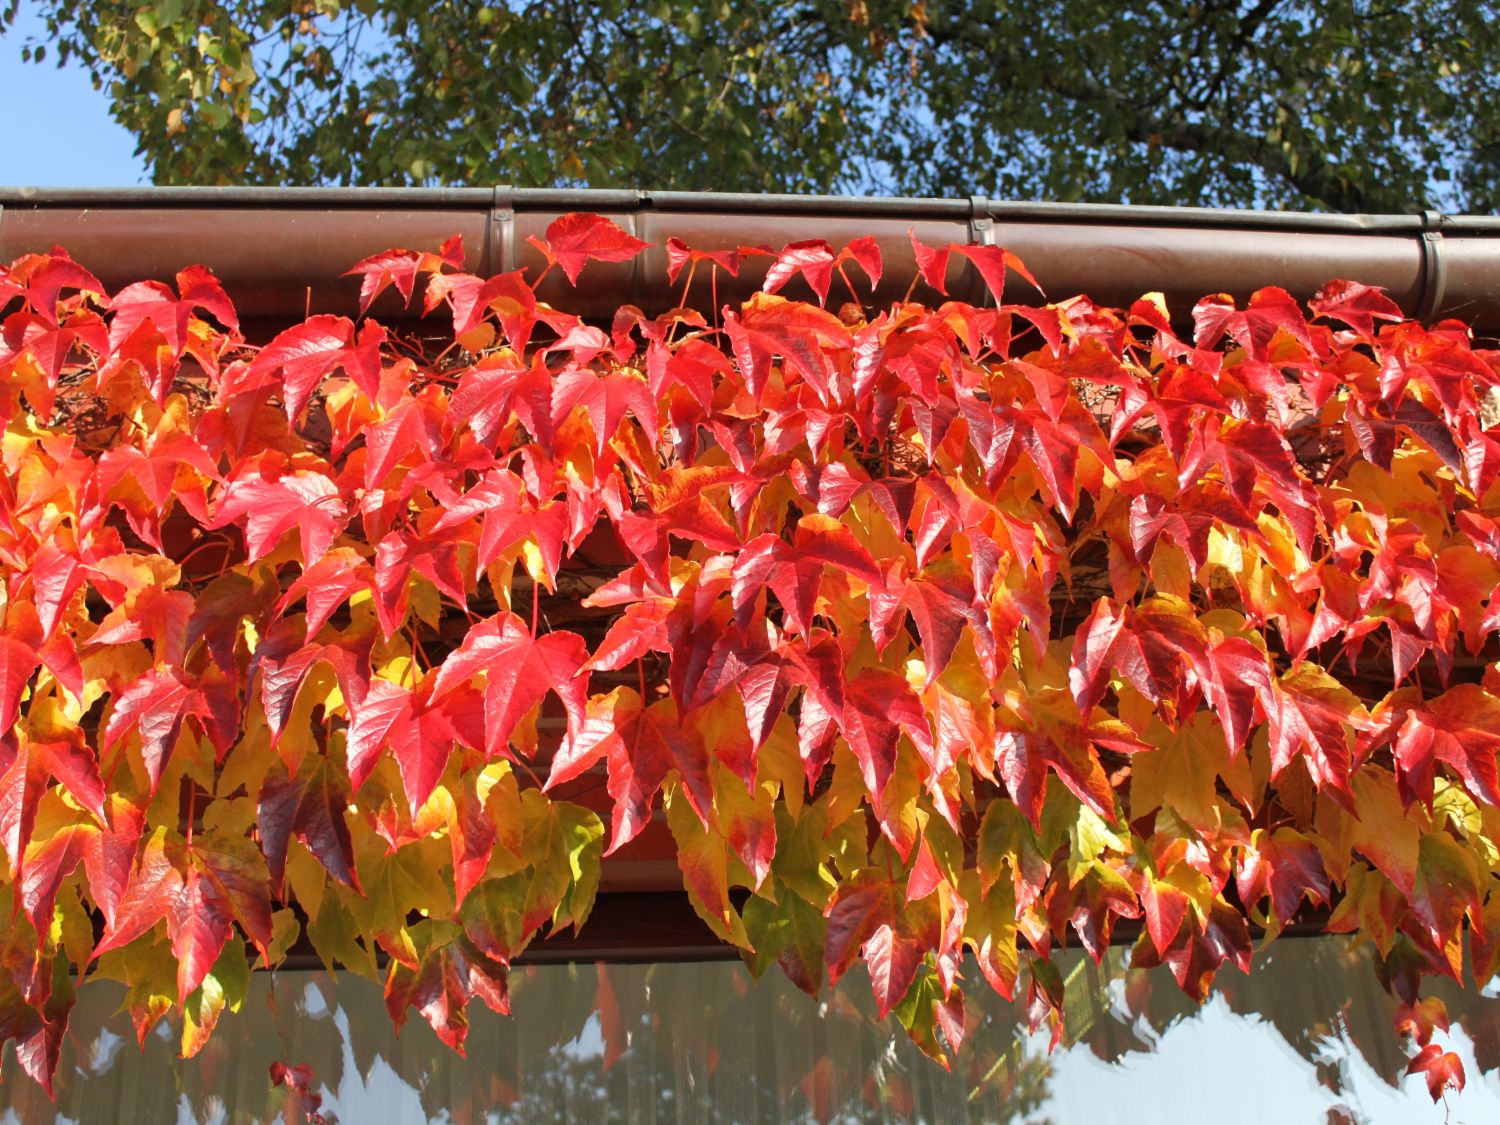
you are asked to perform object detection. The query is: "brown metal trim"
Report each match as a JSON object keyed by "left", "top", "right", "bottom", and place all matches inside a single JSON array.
[
  {"left": 2, "top": 188, "right": 1496, "bottom": 331},
  {"left": 1418, "top": 209, "right": 1449, "bottom": 322}
]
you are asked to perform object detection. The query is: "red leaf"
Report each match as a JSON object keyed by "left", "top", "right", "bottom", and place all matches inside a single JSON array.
[
  {"left": 83, "top": 796, "right": 145, "bottom": 928},
  {"left": 258, "top": 758, "right": 359, "bottom": 895},
  {"left": 432, "top": 614, "right": 589, "bottom": 760},
  {"left": 551, "top": 365, "right": 656, "bottom": 457},
  {"left": 108, "top": 264, "right": 238, "bottom": 357},
  {"left": 276, "top": 548, "right": 372, "bottom": 642},
  {"left": 213, "top": 470, "right": 346, "bottom": 565},
  {"left": 530, "top": 213, "right": 652, "bottom": 286},
  {"left": 0, "top": 636, "right": 39, "bottom": 734},
  {"left": 725, "top": 292, "right": 852, "bottom": 402},
  {"left": 953, "top": 244, "right": 1041, "bottom": 305},
  {"left": 910, "top": 231, "right": 953, "bottom": 296},
  {"left": 344, "top": 677, "right": 416, "bottom": 794},
  {"left": 839, "top": 668, "right": 934, "bottom": 804},
  {"left": 20, "top": 822, "right": 92, "bottom": 934},
  {"left": 93, "top": 829, "right": 184, "bottom": 958},
  {"left": 546, "top": 688, "right": 710, "bottom": 853},
  {"left": 842, "top": 236, "right": 883, "bottom": 290},
  {"left": 764, "top": 241, "right": 837, "bottom": 305},
  {"left": 28, "top": 542, "right": 84, "bottom": 640},
  {"left": 384, "top": 938, "right": 474, "bottom": 1053},
  {"left": 1235, "top": 829, "right": 1329, "bottom": 926},
  {"left": 824, "top": 869, "right": 941, "bottom": 1019},
  {"left": 1407, "top": 1044, "right": 1466, "bottom": 1101},
  {"left": 344, "top": 234, "right": 464, "bottom": 314},
  {"left": 1393, "top": 685, "right": 1500, "bottom": 807},
  {"left": 250, "top": 315, "right": 386, "bottom": 418},
  {"left": 99, "top": 668, "right": 206, "bottom": 795},
  {"left": 0, "top": 735, "right": 47, "bottom": 877},
  {"left": 1267, "top": 665, "right": 1366, "bottom": 799},
  {"left": 1309, "top": 279, "right": 1404, "bottom": 342}
]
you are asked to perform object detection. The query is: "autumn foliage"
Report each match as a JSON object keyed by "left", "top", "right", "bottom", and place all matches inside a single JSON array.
[{"left": 2, "top": 213, "right": 1498, "bottom": 1102}]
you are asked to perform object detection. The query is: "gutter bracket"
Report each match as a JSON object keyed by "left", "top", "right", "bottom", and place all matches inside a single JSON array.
[
  {"left": 968, "top": 195, "right": 996, "bottom": 306},
  {"left": 1417, "top": 209, "right": 1446, "bottom": 323},
  {"left": 487, "top": 186, "right": 515, "bottom": 276},
  {"left": 968, "top": 195, "right": 995, "bottom": 247}
]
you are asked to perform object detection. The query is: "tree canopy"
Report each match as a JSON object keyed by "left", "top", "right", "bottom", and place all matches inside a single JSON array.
[{"left": 5, "top": 0, "right": 1499, "bottom": 211}]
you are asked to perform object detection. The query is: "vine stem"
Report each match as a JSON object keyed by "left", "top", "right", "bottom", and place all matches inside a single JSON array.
[{"left": 185, "top": 777, "right": 196, "bottom": 847}]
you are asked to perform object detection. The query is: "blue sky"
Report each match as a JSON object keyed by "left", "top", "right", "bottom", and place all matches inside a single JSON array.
[{"left": 1, "top": 6, "right": 148, "bottom": 186}]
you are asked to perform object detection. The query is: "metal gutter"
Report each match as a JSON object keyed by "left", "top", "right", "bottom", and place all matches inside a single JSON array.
[{"left": 1, "top": 186, "right": 1497, "bottom": 329}]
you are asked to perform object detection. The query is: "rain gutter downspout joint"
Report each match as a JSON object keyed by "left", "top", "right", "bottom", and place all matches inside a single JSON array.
[
  {"left": 1418, "top": 209, "right": 1447, "bottom": 323},
  {"left": 486, "top": 185, "right": 515, "bottom": 276},
  {"left": 968, "top": 195, "right": 996, "bottom": 305}
]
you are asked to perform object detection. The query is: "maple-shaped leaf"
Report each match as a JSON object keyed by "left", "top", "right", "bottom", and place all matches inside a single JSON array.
[
  {"left": 383, "top": 928, "right": 502, "bottom": 1054},
  {"left": 602, "top": 468, "right": 742, "bottom": 590},
  {"left": 1393, "top": 684, "right": 1500, "bottom": 807},
  {"left": 545, "top": 688, "right": 711, "bottom": 853},
  {"left": 723, "top": 292, "right": 852, "bottom": 401},
  {"left": 1267, "top": 664, "right": 1368, "bottom": 798},
  {"left": 0, "top": 736, "right": 47, "bottom": 879},
  {"left": 99, "top": 667, "right": 207, "bottom": 794},
  {"left": 434, "top": 470, "right": 569, "bottom": 584},
  {"left": 168, "top": 836, "right": 274, "bottom": 1004},
  {"left": 1408, "top": 830, "right": 1483, "bottom": 953},
  {"left": 27, "top": 542, "right": 85, "bottom": 642},
  {"left": 212, "top": 470, "right": 346, "bottom": 565},
  {"left": 1192, "top": 286, "right": 1313, "bottom": 362},
  {"left": 89, "top": 585, "right": 195, "bottom": 667},
  {"left": 663, "top": 238, "right": 771, "bottom": 284},
  {"left": 763, "top": 236, "right": 882, "bottom": 306},
  {"left": 908, "top": 231, "right": 1040, "bottom": 303},
  {"left": 551, "top": 365, "right": 656, "bottom": 456},
  {"left": 251, "top": 624, "right": 372, "bottom": 748},
  {"left": 426, "top": 268, "right": 539, "bottom": 352},
  {"left": 342, "top": 677, "right": 464, "bottom": 812},
  {"left": 764, "top": 241, "right": 839, "bottom": 304},
  {"left": 274, "top": 548, "right": 373, "bottom": 642},
  {"left": 996, "top": 689, "right": 1145, "bottom": 828},
  {"left": 249, "top": 314, "right": 386, "bottom": 418},
  {"left": 824, "top": 868, "right": 943, "bottom": 1019},
  {"left": 1407, "top": 1043, "right": 1466, "bottom": 1101},
  {"left": 1309, "top": 279, "right": 1405, "bottom": 341},
  {"left": 107, "top": 264, "right": 239, "bottom": 358},
  {"left": 431, "top": 613, "right": 589, "bottom": 759},
  {"left": 82, "top": 796, "right": 145, "bottom": 929},
  {"left": 873, "top": 563, "right": 991, "bottom": 684},
  {"left": 528, "top": 213, "right": 652, "bottom": 285},
  {"left": 93, "top": 429, "right": 220, "bottom": 548},
  {"left": 20, "top": 821, "right": 93, "bottom": 935},
  {"left": 344, "top": 234, "right": 464, "bottom": 313},
  {"left": 29, "top": 731, "right": 106, "bottom": 826},
  {"left": 1235, "top": 828, "right": 1329, "bottom": 927},
  {"left": 371, "top": 525, "right": 469, "bottom": 637},
  {"left": 0, "top": 636, "right": 39, "bottom": 735},
  {"left": 3, "top": 249, "right": 105, "bottom": 325},
  {"left": 0, "top": 956, "right": 74, "bottom": 1097},
  {"left": 362, "top": 393, "right": 443, "bottom": 490},
  {"left": 731, "top": 514, "right": 882, "bottom": 635},
  {"left": 1068, "top": 596, "right": 1210, "bottom": 724},
  {"left": 839, "top": 668, "right": 935, "bottom": 805},
  {"left": 92, "top": 828, "right": 184, "bottom": 962},
  {"left": 258, "top": 757, "right": 360, "bottom": 895},
  {"left": 0, "top": 307, "right": 110, "bottom": 415}
]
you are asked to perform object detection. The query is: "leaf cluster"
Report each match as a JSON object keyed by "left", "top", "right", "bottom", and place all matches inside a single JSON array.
[{"left": 1, "top": 214, "right": 1498, "bottom": 1102}]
